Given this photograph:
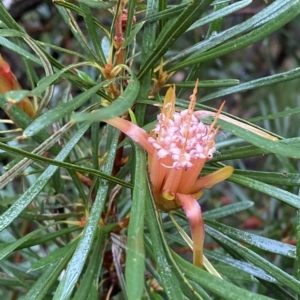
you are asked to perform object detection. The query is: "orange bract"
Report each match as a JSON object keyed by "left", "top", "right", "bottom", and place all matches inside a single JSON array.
[{"left": 0, "top": 54, "right": 35, "bottom": 119}]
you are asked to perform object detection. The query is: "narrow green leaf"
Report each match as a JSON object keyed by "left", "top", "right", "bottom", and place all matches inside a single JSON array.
[
  {"left": 228, "top": 172, "right": 300, "bottom": 209},
  {"left": 136, "top": 0, "right": 159, "bottom": 125},
  {"left": 32, "top": 62, "right": 97, "bottom": 97},
  {"left": 211, "top": 118, "right": 300, "bottom": 159},
  {"left": 257, "top": 282, "right": 297, "bottom": 300},
  {"left": 141, "top": 4, "right": 186, "bottom": 23},
  {"left": 4, "top": 90, "right": 37, "bottom": 102},
  {"left": 203, "top": 201, "right": 254, "bottom": 219},
  {"left": 87, "top": 282, "right": 98, "bottom": 300},
  {"left": 223, "top": 169, "right": 300, "bottom": 187},
  {"left": 206, "top": 1, "right": 227, "bottom": 39},
  {"left": 187, "top": 0, "right": 251, "bottom": 32},
  {"left": 211, "top": 145, "right": 268, "bottom": 162},
  {"left": 249, "top": 105, "right": 300, "bottom": 122},
  {"left": 206, "top": 251, "right": 278, "bottom": 283},
  {"left": 296, "top": 211, "right": 300, "bottom": 280},
  {"left": 206, "top": 220, "right": 296, "bottom": 258},
  {"left": 72, "top": 230, "right": 106, "bottom": 300},
  {"left": 198, "top": 67, "right": 300, "bottom": 102},
  {"left": 125, "top": 146, "right": 146, "bottom": 300},
  {"left": 91, "top": 95, "right": 100, "bottom": 170},
  {"left": 0, "top": 2, "right": 24, "bottom": 31},
  {"left": 123, "top": 22, "right": 145, "bottom": 48},
  {"left": 30, "top": 241, "right": 78, "bottom": 271},
  {"left": 12, "top": 211, "right": 80, "bottom": 222},
  {"left": 0, "top": 276, "right": 23, "bottom": 288},
  {"left": 174, "top": 252, "right": 273, "bottom": 300},
  {"left": 38, "top": 41, "right": 88, "bottom": 59},
  {"left": 24, "top": 246, "right": 75, "bottom": 300},
  {"left": 124, "top": 0, "right": 137, "bottom": 41},
  {"left": 173, "top": 79, "right": 240, "bottom": 88},
  {"left": 79, "top": 2, "right": 106, "bottom": 65},
  {"left": 77, "top": 0, "right": 116, "bottom": 8},
  {"left": 17, "top": 226, "right": 80, "bottom": 251}
]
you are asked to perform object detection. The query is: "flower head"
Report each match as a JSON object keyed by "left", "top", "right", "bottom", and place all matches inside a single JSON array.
[
  {"left": 105, "top": 81, "right": 234, "bottom": 268},
  {"left": 146, "top": 84, "right": 231, "bottom": 213}
]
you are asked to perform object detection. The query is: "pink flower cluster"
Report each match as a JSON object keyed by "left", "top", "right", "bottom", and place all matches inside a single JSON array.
[{"left": 148, "top": 109, "right": 216, "bottom": 170}]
